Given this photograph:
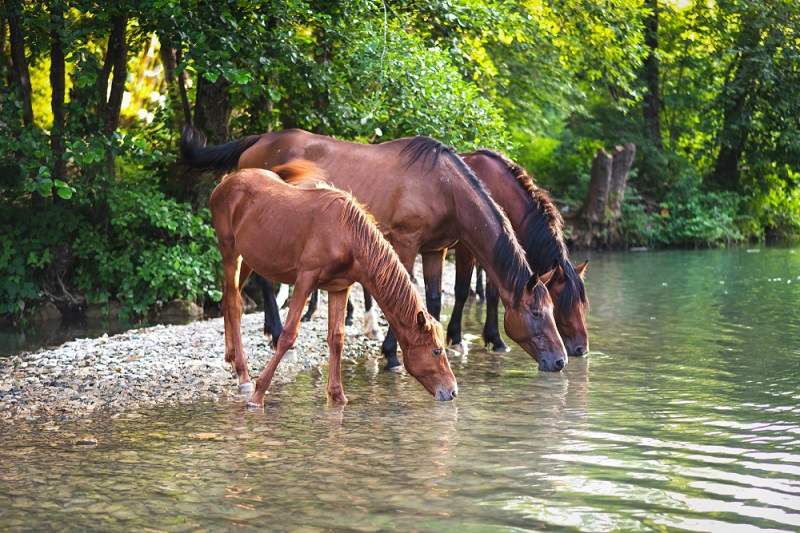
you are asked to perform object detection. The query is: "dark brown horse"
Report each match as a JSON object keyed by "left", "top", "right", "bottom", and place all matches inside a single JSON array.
[
  {"left": 182, "top": 127, "right": 568, "bottom": 372},
  {"left": 210, "top": 162, "right": 458, "bottom": 406},
  {"left": 282, "top": 150, "right": 589, "bottom": 358},
  {"left": 447, "top": 150, "right": 589, "bottom": 357}
]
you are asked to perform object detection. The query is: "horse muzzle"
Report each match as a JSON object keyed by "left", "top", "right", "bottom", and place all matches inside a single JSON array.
[
  {"left": 435, "top": 385, "right": 458, "bottom": 401},
  {"left": 538, "top": 355, "right": 567, "bottom": 372}
]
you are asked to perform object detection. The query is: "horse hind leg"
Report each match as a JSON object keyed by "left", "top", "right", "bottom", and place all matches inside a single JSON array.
[
  {"left": 447, "top": 245, "right": 475, "bottom": 355},
  {"left": 256, "top": 275, "right": 283, "bottom": 348},
  {"left": 361, "top": 289, "right": 383, "bottom": 341},
  {"left": 222, "top": 255, "right": 255, "bottom": 392},
  {"left": 474, "top": 264, "right": 485, "bottom": 301},
  {"left": 302, "top": 289, "right": 319, "bottom": 322},
  {"left": 345, "top": 295, "right": 354, "bottom": 326}
]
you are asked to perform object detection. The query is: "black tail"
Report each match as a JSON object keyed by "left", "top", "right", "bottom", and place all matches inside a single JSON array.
[{"left": 178, "top": 125, "right": 262, "bottom": 176}]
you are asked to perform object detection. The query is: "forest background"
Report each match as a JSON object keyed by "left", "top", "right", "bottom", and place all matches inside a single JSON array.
[{"left": 2, "top": 0, "right": 799, "bottom": 322}]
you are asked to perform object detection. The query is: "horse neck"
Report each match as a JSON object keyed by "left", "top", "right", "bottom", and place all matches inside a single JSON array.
[
  {"left": 449, "top": 170, "right": 532, "bottom": 307},
  {"left": 342, "top": 205, "right": 425, "bottom": 347},
  {"left": 354, "top": 256, "right": 423, "bottom": 348}
]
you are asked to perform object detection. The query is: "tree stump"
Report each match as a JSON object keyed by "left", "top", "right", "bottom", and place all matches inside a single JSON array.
[
  {"left": 578, "top": 144, "right": 636, "bottom": 249},
  {"left": 607, "top": 143, "right": 637, "bottom": 245},
  {"left": 580, "top": 148, "right": 613, "bottom": 247}
]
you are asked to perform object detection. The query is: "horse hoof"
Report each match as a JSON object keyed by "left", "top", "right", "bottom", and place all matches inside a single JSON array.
[
  {"left": 450, "top": 341, "right": 469, "bottom": 355},
  {"left": 384, "top": 363, "right": 403, "bottom": 373},
  {"left": 493, "top": 344, "right": 510, "bottom": 353},
  {"left": 246, "top": 401, "right": 263, "bottom": 409},
  {"left": 366, "top": 329, "right": 384, "bottom": 342},
  {"left": 238, "top": 382, "right": 254, "bottom": 393},
  {"left": 345, "top": 317, "right": 354, "bottom": 326}
]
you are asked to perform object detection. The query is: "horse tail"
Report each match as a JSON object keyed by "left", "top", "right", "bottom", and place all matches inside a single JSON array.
[
  {"left": 178, "top": 124, "right": 261, "bottom": 177},
  {"left": 273, "top": 160, "right": 328, "bottom": 188}
]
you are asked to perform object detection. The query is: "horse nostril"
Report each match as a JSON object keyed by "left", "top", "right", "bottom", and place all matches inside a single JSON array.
[
  {"left": 554, "top": 359, "right": 565, "bottom": 371},
  {"left": 575, "top": 346, "right": 585, "bottom": 357},
  {"left": 451, "top": 390, "right": 458, "bottom": 399}
]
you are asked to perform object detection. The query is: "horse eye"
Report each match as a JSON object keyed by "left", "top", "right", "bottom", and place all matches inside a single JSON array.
[
  {"left": 531, "top": 310, "right": 542, "bottom": 320},
  {"left": 433, "top": 348, "right": 442, "bottom": 356}
]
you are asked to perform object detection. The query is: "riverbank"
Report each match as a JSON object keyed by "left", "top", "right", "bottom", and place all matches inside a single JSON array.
[{"left": 0, "top": 261, "right": 459, "bottom": 421}]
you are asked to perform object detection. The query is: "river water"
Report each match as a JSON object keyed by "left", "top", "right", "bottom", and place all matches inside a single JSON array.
[{"left": 1, "top": 246, "right": 799, "bottom": 532}]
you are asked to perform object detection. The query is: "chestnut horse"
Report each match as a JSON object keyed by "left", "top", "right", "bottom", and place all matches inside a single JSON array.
[
  {"left": 447, "top": 150, "right": 589, "bottom": 357},
  {"left": 210, "top": 163, "right": 458, "bottom": 406},
  {"left": 183, "top": 127, "right": 568, "bottom": 372}
]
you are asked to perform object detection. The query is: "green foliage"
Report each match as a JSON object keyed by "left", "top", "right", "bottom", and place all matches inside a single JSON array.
[
  {"left": 3, "top": 0, "right": 800, "bottom": 325},
  {"left": 0, "top": 205, "right": 82, "bottom": 316},
  {"left": 324, "top": 15, "right": 509, "bottom": 149},
  {"left": 71, "top": 176, "right": 221, "bottom": 317},
  {"left": 621, "top": 171, "right": 748, "bottom": 248}
]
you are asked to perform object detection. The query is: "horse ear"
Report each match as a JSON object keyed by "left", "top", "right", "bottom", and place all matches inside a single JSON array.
[
  {"left": 416, "top": 310, "right": 431, "bottom": 332},
  {"left": 575, "top": 260, "right": 589, "bottom": 278},
  {"left": 539, "top": 268, "right": 556, "bottom": 285},
  {"left": 525, "top": 274, "right": 539, "bottom": 293}
]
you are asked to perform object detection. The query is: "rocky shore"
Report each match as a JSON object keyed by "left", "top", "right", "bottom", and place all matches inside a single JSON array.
[{"left": 0, "top": 261, "right": 459, "bottom": 421}]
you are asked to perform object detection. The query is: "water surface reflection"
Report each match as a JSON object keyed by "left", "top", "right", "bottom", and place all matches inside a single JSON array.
[{"left": 2, "top": 246, "right": 800, "bottom": 531}]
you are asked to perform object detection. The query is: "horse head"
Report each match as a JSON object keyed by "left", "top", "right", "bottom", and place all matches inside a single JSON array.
[
  {"left": 402, "top": 310, "right": 458, "bottom": 401},
  {"left": 503, "top": 269, "right": 568, "bottom": 372},
  {"left": 548, "top": 260, "right": 589, "bottom": 357}
]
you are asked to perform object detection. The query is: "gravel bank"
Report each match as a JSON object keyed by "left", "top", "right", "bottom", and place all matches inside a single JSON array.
[{"left": 0, "top": 261, "right": 459, "bottom": 420}]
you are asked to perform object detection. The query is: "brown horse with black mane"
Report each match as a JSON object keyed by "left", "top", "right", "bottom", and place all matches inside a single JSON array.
[
  {"left": 447, "top": 150, "right": 589, "bottom": 357},
  {"left": 183, "top": 127, "right": 568, "bottom": 372},
  {"left": 210, "top": 162, "right": 457, "bottom": 406}
]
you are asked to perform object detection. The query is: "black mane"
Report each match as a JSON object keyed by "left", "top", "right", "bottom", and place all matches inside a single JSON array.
[
  {"left": 400, "top": 138, "right": 533, "bottom": 307},
  {"left": 472, "top": 149, "right": 588, "bottom": 313}
]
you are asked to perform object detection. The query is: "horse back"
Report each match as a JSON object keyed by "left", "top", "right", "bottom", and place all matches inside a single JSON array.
[{"left": 211, "top": 168, "right": 356, "bottom": 285}]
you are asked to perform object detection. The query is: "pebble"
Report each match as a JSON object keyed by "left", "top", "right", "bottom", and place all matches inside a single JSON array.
[{"left": 0, "top": 261, "right": 457, "bottom": 421}]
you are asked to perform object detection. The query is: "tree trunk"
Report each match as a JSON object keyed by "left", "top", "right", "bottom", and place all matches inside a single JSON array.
[
  {"left": 50, "top": 3, "right": 66, "bottom": 184},
  {"left": 607, "top": 143, "right": 637, "bottom": 245},
  {"left": 642, "top": 0, "right": 662, "bottom": 150},
  {"left": 158, "top": 35, "right": 192, "bottom": 127},
  {"left": 709, "top": 17, "right": 761, "bottom": 191},
  {"left": 194, "top": 74, "right": 232, "bottom": 145},
  {"left": 1, "top": 16, "right": 6, "bottom": 58},
  {"left": 6, "top": 1, "right": 33, "bottom": 126},
  {"left": 102, "top": 13, "right": 128, "bottom": 139}
]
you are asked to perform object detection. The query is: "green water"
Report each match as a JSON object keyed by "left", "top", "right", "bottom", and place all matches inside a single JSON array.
[{"left": 1, "top": 246, "right": 800, "bottom": 532}]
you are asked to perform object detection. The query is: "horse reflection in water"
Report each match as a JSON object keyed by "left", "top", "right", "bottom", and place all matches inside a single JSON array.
[{"left": 209, "top": 162, "right": 458, "bottom": 407}]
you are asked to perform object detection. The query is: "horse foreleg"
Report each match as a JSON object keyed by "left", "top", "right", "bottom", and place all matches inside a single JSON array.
[
  {"left": 248, "top": 276, "right": 314, "bottom": 408},
  {"left": 379, "top": 245, "right": 417, "bottom": 370},
  {"left": 482, "top": 281, "right": 509, "bottom": 352},
  {"left": 256, "top": 275, "right": 283, "bottom": 348},
  {"left": 326, "top": 288, "right": 351, "bottom": 404},
  {"left": 223, "top": 257, "right": 254, "bottom": 392},
  {"left": 421, "top": 250, "right": 446, "bottom": 320},
  {"left": 446, "top": 244, "right": 474, "bottom": 354},
  {"left": 302, "top": 289, "right": 319, "bottom": 322}
]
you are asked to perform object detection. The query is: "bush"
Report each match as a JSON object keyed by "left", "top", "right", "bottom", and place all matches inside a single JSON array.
[{"left": 71, "top": 177, "right": 222, "bottom": 319}]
